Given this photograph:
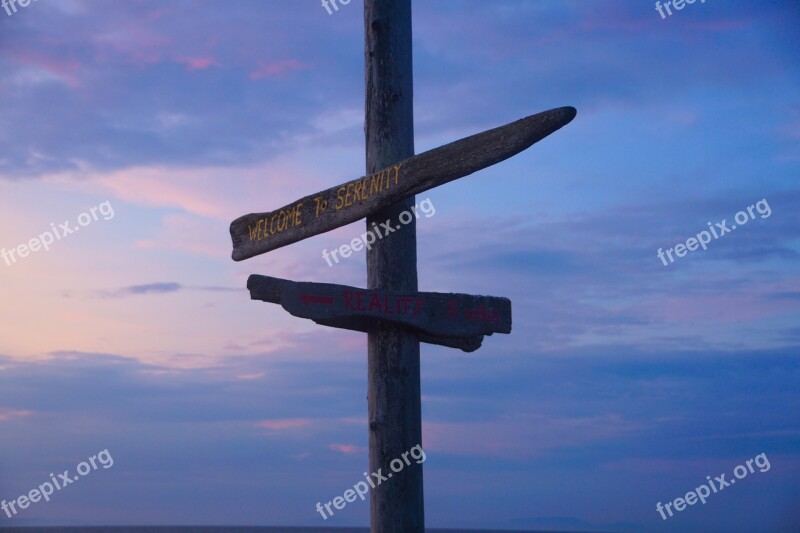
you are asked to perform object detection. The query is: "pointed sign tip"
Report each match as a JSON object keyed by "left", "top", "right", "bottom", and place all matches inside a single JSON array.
[
  {"left": 544, "top": 106, "right": 577, "bottom": 127},
  {"left": 561, "top": 106, "right": 577, "bottom": 122}
]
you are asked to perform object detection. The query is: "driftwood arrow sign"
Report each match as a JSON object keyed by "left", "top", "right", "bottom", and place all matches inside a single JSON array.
[
  {"left": 247, "top": 274, "right": 511, "bottom": 352},
  {"left": 230, "top": 106, "right": 576, "bottom": 261}
]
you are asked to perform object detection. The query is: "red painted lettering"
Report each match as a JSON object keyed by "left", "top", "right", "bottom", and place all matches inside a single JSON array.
[
  {"left": 343, "top": 291, "right": 355, "bottom": 311},
  {"left": 369, "top": 293, "right": 382, "bottom": 312},
  {"left": 413, "top": 298, "right": 424, "bottom": 317},
  {"left": 356, "top": 291, "right": 366, "bottom": 311}
]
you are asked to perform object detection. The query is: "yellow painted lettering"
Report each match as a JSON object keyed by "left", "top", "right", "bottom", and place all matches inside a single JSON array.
[
  {"left": 314, "top": 197, "right": 326, "bottom": 217},
  {"left": 277, "top": 210, "right": 287, "bottom": 232},
  {"left": 370, "top": 174, "right": 381, "bottom": 195},
  {"left": 393, "top": 163, "right": 402, "bottom": 185},
  {"left": 345, "top": 183, "right": 355, "bottom": 207},
  {"left": 360, "top": 178, "right": 370, "bottom": 200},
  {"left": 295, "top": 202, "right": 303, "bottom": 225},
  {"left": 286, "top": 206, "right": 295, "bottom": 228},
  {"left": 335, "top": 187, "right": 346, "bottom": 210}
]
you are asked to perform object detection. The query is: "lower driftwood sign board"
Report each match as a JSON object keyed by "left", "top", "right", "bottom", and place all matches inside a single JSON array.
[{"left": 247, "top": 274, "right": 512, "bottom": 352}]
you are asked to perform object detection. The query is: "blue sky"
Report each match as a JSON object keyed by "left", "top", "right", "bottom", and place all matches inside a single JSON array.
[{"left": 0, "top": 1, "right": 798, "bottom": 531}]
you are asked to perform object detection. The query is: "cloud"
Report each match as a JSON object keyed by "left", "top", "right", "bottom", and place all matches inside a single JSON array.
[
  {"left": 108, "top": 282, "right": 182, "bottom": 296},
  {"left": 249, "top": 59, "right": 308, "bottom": 80},
  {"left": 0, "top": 1, "right": 798, "bottom": 529},
  {"left": 0, "top": 408, "right": 33, "bottom": 422},
  {"left": 0, "top": 339, "right": 800, "bottom": 524},
  {"left": 0, "top": 343, "right": 797, "bottom": 529},
  {"left": 328, "top": 443, "right": 366, "bottom": 454},
  {"left": 415, "top": 188, "right": 800, "bottom": 353},
  {"left": 175, "top": 56, "right": 220, "bottom": 71},
  {"left": 424, "top": 413, "right": 643, "bottom": 459},
  {"left": 256, "top": 418, "right": 313, "bottom": 431},
  {"left": 61, "top": 283, "right": 244, "bottom": 299}
]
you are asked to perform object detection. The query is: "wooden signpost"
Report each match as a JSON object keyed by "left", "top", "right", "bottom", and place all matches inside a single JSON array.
[{"left": 228, "top": 2, "right": 576, "bottom": 531}]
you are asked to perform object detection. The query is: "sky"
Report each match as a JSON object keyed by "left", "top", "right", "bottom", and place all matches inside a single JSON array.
[{"left": 0, "top": 0, "right": 798, "bottom": 531}]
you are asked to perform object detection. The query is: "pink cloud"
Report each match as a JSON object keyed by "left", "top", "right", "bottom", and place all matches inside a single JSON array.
[
  {"left": 249, "top": 60, "right": 308, "bottom": 80},
  {"left": 176, "top": 56, "right": 220, "bottom": 71},
  {"left": 329, "top": 443, "right": 366, "bottom": 454},
  {"left": 133, "top": 213, "right": 230, "bottom": 258},
  {"left": 8, "top": 50, "right": 82, "bottom": 88},
  {"left": 256, "top": 418, "right": 312, "bottom": 431},
  {"left": 92, "top": 22, "right": 173, "bottom": 67},
  {"left": 94, "top": 169, "right": 232, "bottom": 220},
  {"left": 0, "top": 409, "right": 33, "bottom": 422}
]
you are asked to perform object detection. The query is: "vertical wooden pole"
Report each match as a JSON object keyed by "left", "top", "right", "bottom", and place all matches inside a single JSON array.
[{"left": 364, "top": 1, "right": 424, "bottom": 532}]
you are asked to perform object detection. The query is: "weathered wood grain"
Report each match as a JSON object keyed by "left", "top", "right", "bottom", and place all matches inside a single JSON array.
[
  {"left": 364, "top": 4, "right": 424, "bottom": 531},
  {"left": 246, "top": 274, "right": 511, "bottom": 351},
  {"left": 230, "top": 105, "right": 577, "bottom": 261}
]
